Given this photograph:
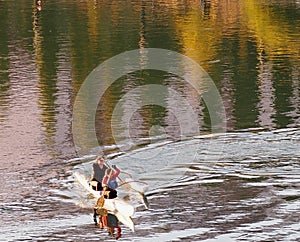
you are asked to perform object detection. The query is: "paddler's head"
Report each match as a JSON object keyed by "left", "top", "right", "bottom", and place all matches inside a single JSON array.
[
  {"left": 105, "top": 168, "right": 112, "bottom": 176},
  {"left": 96, "top": 156, "right": 105, "bottom": 165}
]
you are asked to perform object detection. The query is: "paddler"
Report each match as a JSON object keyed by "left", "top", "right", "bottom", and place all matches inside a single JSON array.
[
  {"left": 91, "top": 156, "right": 108, "bottom": 226},
  {"left": 101, "top": 165, "right": 120, "bottom": 199},
  {"left": 101, "top": 165, "right": 122, "bottom": 239},
  {"left": 90, "top": 156, "right": 107, "bottom": 191},
  {"left": 93, "top": 164, "right": 121, "bottom": 224}
]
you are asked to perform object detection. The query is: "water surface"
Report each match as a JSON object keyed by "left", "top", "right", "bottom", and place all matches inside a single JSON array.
[{"left": 0, "top": 0, "right": 299, "bottom": 241}]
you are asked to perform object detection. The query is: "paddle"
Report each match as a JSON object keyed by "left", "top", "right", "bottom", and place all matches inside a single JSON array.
[{"left": 105, "top": 159, "right": 149, "bottom": 209}]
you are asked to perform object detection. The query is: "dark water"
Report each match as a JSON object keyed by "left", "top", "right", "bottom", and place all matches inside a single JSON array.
[{"left": 0, "top": 0, "right": 299, "bottom": 241}]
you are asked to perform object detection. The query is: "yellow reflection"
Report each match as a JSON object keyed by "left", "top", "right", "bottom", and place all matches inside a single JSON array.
[
  {"left": 242, "top": 0, "right": 300, "bottom": 59},
  {"left": 86, "top": 0, "right": 99, "bottom": 48}
]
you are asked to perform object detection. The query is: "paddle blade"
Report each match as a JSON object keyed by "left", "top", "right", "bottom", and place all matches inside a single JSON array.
[
  {"left": 140, "top": 193, "right": 149, "bottom": 209},
  {"left": 96, "top": 196, "right": 105, "bottom": 207}
]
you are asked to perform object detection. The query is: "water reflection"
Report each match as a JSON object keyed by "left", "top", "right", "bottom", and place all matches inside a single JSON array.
[
  {"left": 288, "top": 68, "right": 300, "bottom": 125},
  {"left": 32, "top": 2, "right": 75, "bottom": 159},
  {"left": 256, "top": 47, "right": 276, "bottom": 129},
  {"left": 0, "top": 0, "right": 298, "bottom": 175},
  {"left": 2, "top": 0, "right": 298, "bottom": 148}
]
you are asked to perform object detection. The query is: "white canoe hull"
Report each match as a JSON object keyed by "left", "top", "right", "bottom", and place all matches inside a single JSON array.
[{"left": 74, "top": 172, "right": 135, "bottom": 231}]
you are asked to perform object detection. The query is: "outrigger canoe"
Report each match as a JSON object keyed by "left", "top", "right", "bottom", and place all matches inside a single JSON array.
[{"left": 74, "top": 172, "right": 135, "bottom": 231}]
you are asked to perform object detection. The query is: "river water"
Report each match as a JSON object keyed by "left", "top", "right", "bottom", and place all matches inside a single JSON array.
[{"left": 0, "top": 0, "right": 299, "bottom": 241}]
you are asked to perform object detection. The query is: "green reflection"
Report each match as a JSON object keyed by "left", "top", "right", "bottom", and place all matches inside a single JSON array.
[{"left": 0, "top": 0, "right": 299, "bottom": 154}]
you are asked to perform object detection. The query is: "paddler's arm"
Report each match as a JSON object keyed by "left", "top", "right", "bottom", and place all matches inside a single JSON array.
[
  {"left": 111, "top": 165, "right": 121, "bottom": 177},
  {"left": 90, "top": 163, "right": 96, "bottom": 180},
  {"left": 112, "top": 164, "right": 133, "bottom": 178},
  {"left": 102, "top": 175, "right": 108, "bottom": 187}
]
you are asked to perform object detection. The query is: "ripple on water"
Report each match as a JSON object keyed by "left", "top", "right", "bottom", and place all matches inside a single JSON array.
[
  {"left": 1, "top": 128, "right": 299, "bottom": 241},
  {"left": 65, "top": 128, "right": 299, "bottom": 241}
]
